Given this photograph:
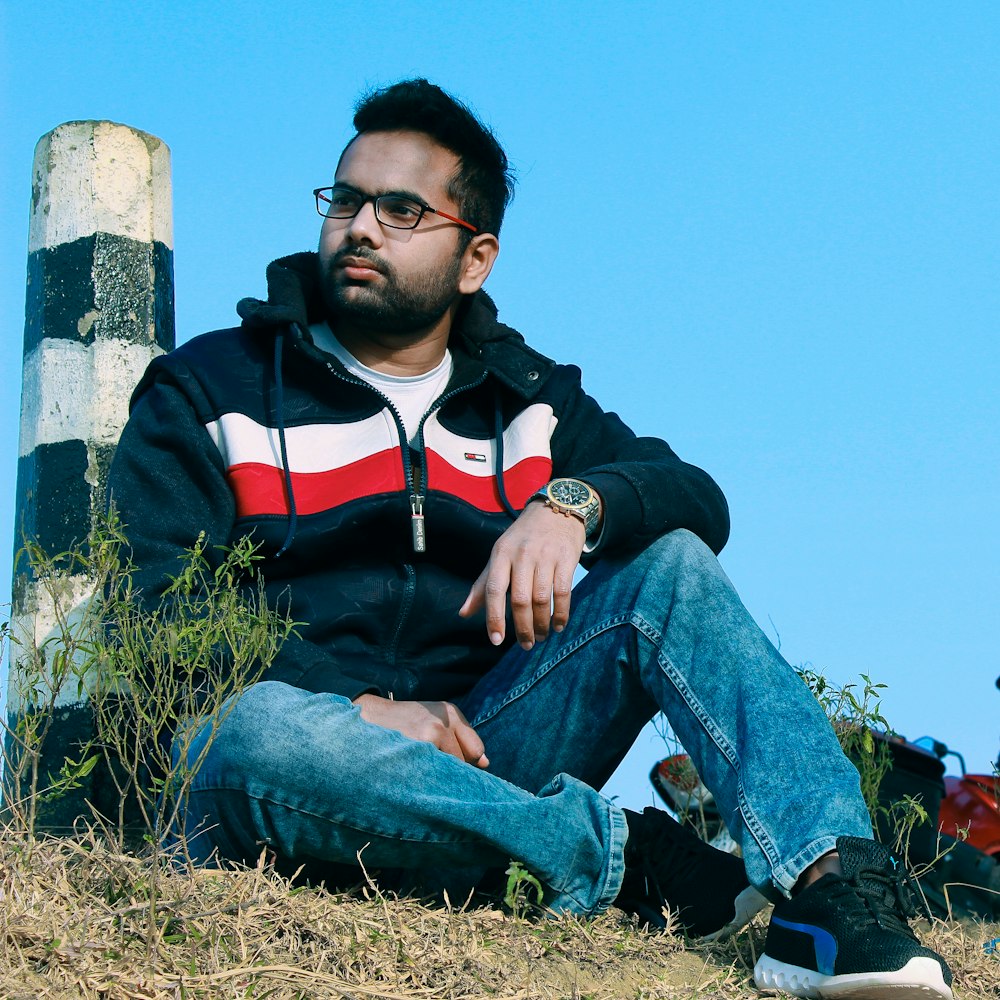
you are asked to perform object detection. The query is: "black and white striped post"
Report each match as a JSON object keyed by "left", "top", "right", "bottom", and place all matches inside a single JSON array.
[{"left": 5, "top": 121, "right": 175, "bottom": 829}]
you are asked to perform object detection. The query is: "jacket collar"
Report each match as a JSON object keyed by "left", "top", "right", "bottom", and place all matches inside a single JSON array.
[{"left": 237, "top": 252, "right": 555, "bottom": 400}]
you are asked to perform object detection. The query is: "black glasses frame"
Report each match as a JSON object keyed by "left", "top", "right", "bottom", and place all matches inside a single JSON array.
[{"left": 313, "top": 186, "right": 478, "bottom": 233}]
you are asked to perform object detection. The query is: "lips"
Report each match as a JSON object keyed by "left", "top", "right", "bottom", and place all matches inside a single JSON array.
[
  {"left": 341, "top": 264, "right": 383, "bottom": 282},
  {"left": 333, "top": 248, "right": 388, "bottom": 278},
  {"left": 340, "top": 257, "right": 380, "bottom": 272}
]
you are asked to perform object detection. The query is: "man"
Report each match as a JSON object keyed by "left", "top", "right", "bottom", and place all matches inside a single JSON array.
[{"left": 108, "top": 80, "right": 952, "bottom": 998}]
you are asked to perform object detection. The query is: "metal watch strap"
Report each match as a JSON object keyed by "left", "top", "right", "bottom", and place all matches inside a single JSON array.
[{"left": 532, "top": 479, "right": 601, "bottom": 538}]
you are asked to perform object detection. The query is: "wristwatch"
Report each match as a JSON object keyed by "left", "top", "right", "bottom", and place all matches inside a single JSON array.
[{"left": 532, "top": 478, "right": 602, "bottom": 539}]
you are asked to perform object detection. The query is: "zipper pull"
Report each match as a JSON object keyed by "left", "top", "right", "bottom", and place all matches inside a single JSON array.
[{"left": 410, "top": 494, "right": 426, "bottom": 553}]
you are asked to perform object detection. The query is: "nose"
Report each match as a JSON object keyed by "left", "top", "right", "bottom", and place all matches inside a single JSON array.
[{"left": 343, "top": 197, "right": 384, "bottom": 247}]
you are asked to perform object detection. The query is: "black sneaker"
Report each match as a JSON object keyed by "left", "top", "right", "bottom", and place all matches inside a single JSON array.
[
  {"left": 754, "top": 836, "right": 953, "bottom": 999},
  {"left": 616, "top": 806, "right": 769, "bottom": 940}
]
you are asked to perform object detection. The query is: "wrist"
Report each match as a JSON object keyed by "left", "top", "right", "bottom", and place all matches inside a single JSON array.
[{"left": 531, "top": 478, "right": 603, "bottom": 539}]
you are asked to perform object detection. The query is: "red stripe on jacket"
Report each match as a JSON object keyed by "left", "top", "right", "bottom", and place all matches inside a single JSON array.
[
  {"left": 425, "top": 451, "right": 552, "bottom": 512},
  {"left": 227, "top": 449, "right": 552, "bottom": 517},
  {"left": 228, "top": 448, "right": 406, "bottom": 517}
]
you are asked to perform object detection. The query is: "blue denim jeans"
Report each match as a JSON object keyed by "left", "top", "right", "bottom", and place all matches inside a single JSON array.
[{"left": 173, "top": 529, "right": 872, "bottom": 914}]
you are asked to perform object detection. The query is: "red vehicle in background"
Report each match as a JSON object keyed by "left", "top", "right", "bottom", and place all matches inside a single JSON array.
[
  {"left": 915, "top": 736, "right": 1000, "bottom": 860},
  {"left": 918, "top": 674, "right": 1000, "bottom": 860}
]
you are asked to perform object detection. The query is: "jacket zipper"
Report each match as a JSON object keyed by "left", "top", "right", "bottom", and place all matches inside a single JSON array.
[
  {"left": 386, "top": 564, "right": 416, "bottom": 668},
  {"left": 325, "top": 361, "right": 488, "bottom": 553},
  {"left": 410, "top": 369, "right": 488, "bottom": 549},
  {"left": 414, "top": 371, "right": 489, "bottom": 547},
  {"left": 322, "top": 361, "right": 426, "bottom": 547},
  {"left": 320, "top": 361, "right": 485, "bottom": 685}
]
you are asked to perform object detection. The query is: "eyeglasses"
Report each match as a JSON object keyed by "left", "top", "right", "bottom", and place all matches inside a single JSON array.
[{"left": 313, "top": 186, "right": 479, "bottom": 234}]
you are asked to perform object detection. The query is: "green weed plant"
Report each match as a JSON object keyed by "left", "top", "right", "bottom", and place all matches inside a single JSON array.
[
  {"left": 2, "top": 511, "right": 297, "bottom": 849},
  {"left": 795, "top": 667, "right": 893, "bottom": 821}
]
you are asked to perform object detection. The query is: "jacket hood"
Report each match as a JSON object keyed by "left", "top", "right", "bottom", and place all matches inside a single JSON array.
[
  {"left": 236, "top": 252, "right": 320, "bottom": 328},
  {"left": 235, "top": 252, "right": 555, "bottom": 398}
]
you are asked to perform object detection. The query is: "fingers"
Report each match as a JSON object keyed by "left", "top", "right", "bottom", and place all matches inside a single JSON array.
[
  {"left": 549, "top": 560, "right": 576, "bottom": 633},
  {"left": 459, "top": 558, "right": 510, "bottom": 647},
  {"left": 516, "top": 555, "right": 575, "bottom": 647},
  {"left": 459, "top": 505, "right": 585, "bottom": 650},
  {"left": 482, "top": 551, "right": 512, "bottom": 646},
  {"left": 493, "top": 539, "right": 559, "bottom": 650},
  {"left": 452, "top": 714, "right": 490, "bottom": 769},
  {"left": 355, "top": 697, "right": 489, "bottom": 769},
  {"left": 508, "top": 521, "right": 583, "bottom": 650},
  {"left": 508, "top": 546, "right": 538, "bottom": 649},
  {"left": 429, "top": 703, "right": 489, "bottom": 768}
]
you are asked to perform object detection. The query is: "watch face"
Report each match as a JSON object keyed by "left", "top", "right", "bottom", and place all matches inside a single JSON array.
[{"left": 549, "top": 479, "right": 592, "bottom": 508}]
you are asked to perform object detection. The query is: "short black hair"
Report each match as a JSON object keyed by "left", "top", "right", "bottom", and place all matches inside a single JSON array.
[{"left": 349, "top": 79, "right": 514, "bottom": 239}]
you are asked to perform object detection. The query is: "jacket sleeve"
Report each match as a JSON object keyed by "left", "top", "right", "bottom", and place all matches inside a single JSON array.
[
  {"left": 545, "top": 367, "right": 731, "bottom": 557},
  {"left": 107, "top": 373, "right": 377, "bottom": 702}
]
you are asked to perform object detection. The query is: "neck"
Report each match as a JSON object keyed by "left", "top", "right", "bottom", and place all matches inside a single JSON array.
[
  {"left": 335, "top": 326, "right": 450, "bottom": 376},
  {"left": 331, "top": 303, "right": 459, "bottom": 376}
]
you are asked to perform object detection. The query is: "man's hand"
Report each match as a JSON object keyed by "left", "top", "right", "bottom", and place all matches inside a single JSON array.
[
  {"left": 459, "top": 501, "right": 585, "bottom": 650},
  {"left": 353, "top": 694, "right": 489, "bottom": 768}
]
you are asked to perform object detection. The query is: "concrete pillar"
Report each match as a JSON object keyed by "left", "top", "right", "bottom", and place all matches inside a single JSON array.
[{"left": 5, "top": 121, "right": 174, "bottom": 829}]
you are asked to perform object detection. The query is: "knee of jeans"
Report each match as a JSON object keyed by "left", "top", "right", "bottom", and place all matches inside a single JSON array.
[
  {"left": 215, "top": 681, "right": 296, "bottom": 744},
  {"left": 188, "top": 681, "right": 344, "bottom": 781},
  {"left": 636, "top": 528, "right": 719, "bottom": 579}
]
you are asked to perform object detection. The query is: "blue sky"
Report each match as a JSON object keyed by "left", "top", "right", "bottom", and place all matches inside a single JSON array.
[{"left": 1, "top": 2, "right": 998, "bottom": 810}]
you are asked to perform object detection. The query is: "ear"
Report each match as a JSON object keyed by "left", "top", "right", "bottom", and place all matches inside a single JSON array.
[{"left": 457, "top": 233, "right": 500, "bottom": 294}]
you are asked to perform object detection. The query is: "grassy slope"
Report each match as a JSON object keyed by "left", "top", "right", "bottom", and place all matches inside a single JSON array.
[{"left": 1, "top": 831, "right": 997, "bottom": 1000}]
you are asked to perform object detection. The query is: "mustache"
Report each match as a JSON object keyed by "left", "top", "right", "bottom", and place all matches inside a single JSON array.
[{"left": 330, "top": 245, "right": 391, "bottom": 276}]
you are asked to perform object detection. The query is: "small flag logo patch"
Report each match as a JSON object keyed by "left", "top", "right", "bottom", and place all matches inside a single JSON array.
[{"left": 464, "top": 452, "right": 487, "bottom": 463}]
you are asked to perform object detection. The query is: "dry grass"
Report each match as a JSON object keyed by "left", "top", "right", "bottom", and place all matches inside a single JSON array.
[{"left": 1, "top": 829, "right": 998, "bottom": 1000}]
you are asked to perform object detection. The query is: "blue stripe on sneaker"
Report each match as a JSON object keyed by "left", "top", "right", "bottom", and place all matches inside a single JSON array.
[{"left": 771, "top": 915, "right": 838, "bottom": 976}]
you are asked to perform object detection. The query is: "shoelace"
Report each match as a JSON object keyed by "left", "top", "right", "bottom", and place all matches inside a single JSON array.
[{"left": 843, "top": 863, "right": 925, "bottom": 936}]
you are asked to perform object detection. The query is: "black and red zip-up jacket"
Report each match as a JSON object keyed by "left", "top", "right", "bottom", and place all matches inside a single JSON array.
[{"left": 108, "top": 252, "right": 730, "bottom": 703}]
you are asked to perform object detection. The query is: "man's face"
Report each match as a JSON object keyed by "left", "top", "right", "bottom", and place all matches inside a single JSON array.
[{"left": 318, "top": 130, "right": 469, "bottom": 336}]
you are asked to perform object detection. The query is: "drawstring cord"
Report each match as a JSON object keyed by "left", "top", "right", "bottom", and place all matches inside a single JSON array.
[
  {"left": 494, "top": 393, "right": 519, "bottom": 521},
  {"left": 274, "top": 331, "right": 298, "bottom": 557},
  {"left": 274, "top": 342, "right": 515, "bottom": 552}
]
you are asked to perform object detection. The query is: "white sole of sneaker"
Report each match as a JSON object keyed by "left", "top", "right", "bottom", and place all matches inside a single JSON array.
[
  {"left": 753, "top": 954, "right": 953, "bottom": 999},
  {"left": 699, "top": 885, "right": 770, "bottom": 942}
]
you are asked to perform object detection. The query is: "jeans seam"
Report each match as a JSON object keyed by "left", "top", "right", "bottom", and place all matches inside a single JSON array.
[
  {"left": 189, "top": 782, "right": 502, "bottom": 848},
  {"left": 633, "top": 613, "right": 785, "bottom": 884},
  {"left": 594, "top": 803, "right": 628, "bottom": 914},
  {"left": 470, "top": 613, "right": 632, "bottom": 728}
]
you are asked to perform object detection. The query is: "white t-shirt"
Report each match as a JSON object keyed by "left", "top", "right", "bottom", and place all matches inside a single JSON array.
[{"left": 309, "top": 322, "right": 453, "bottom": 445}]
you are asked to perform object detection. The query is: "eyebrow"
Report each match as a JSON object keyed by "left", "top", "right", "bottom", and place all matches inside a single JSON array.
[{"left": 332, "top": 181, "right": 430, "bottom": 206}]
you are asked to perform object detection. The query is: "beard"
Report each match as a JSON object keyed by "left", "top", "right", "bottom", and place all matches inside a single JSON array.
[{"left": 322, "top": 245, "right": 463, "bottom": 336}]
